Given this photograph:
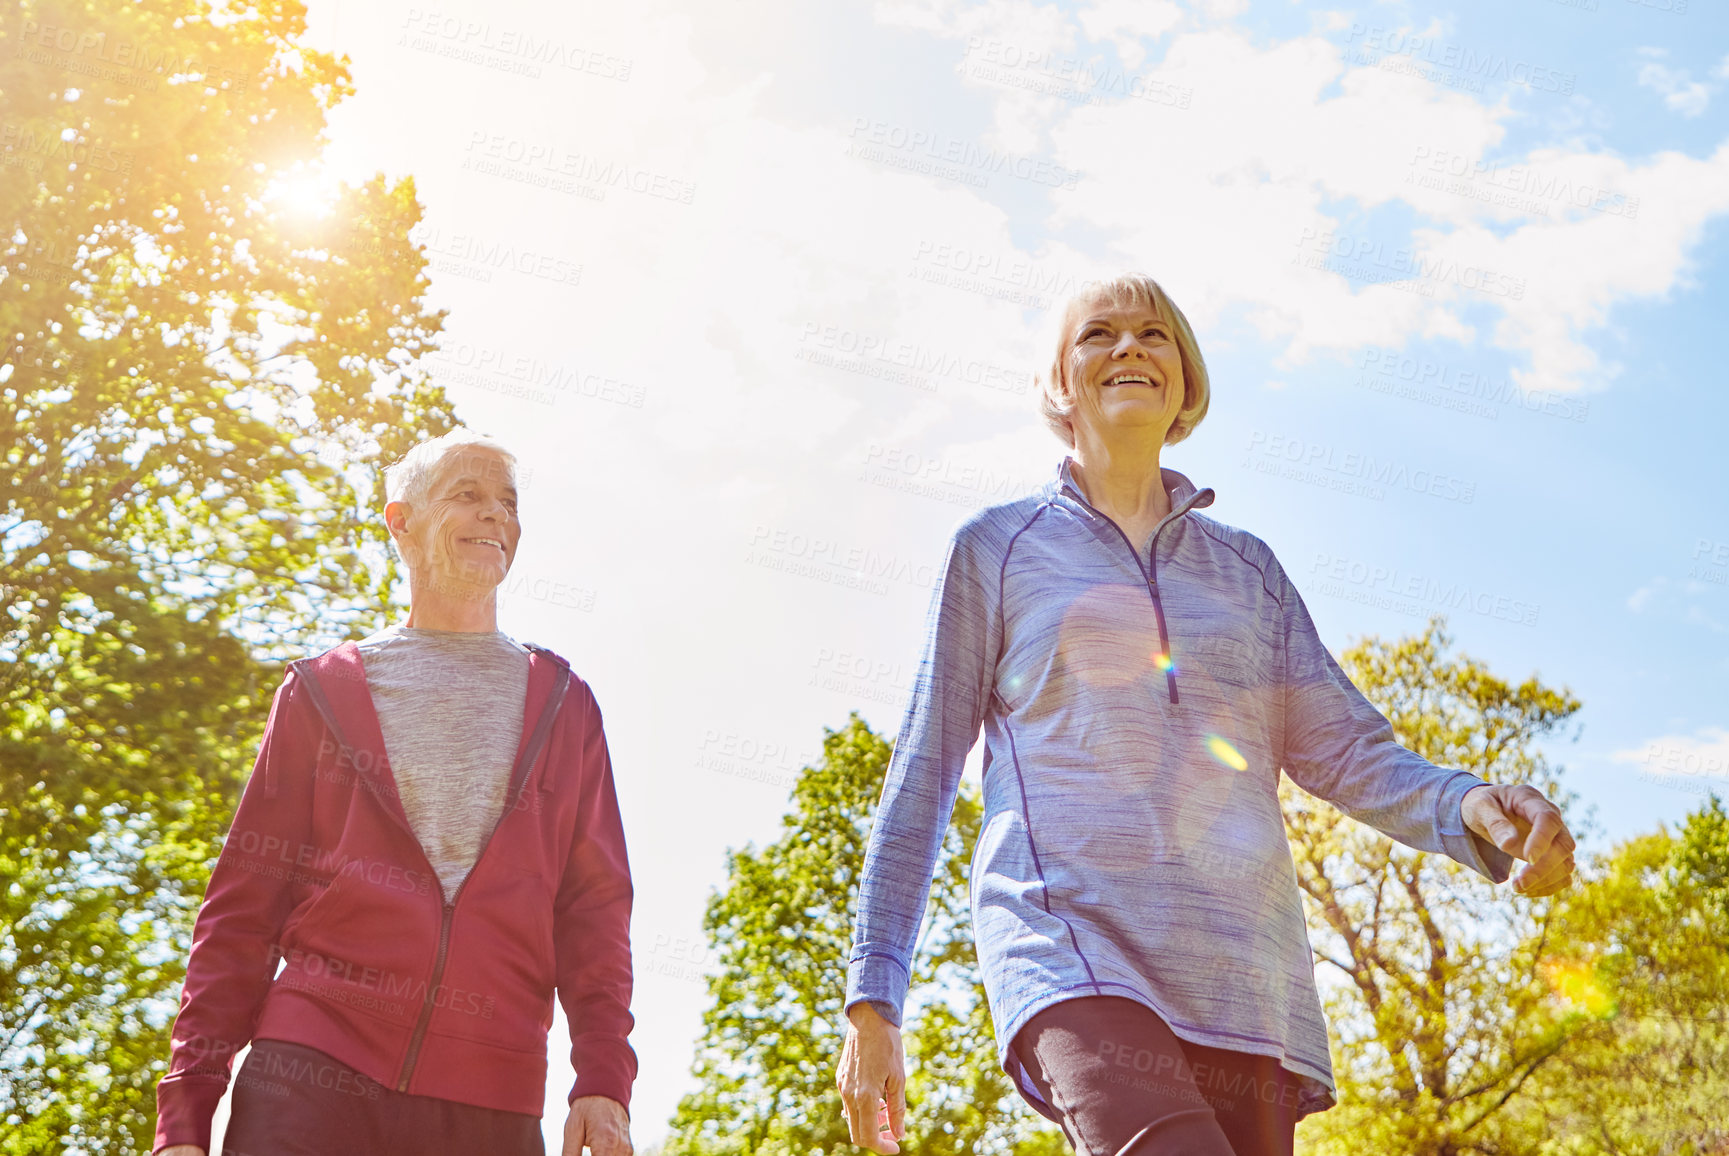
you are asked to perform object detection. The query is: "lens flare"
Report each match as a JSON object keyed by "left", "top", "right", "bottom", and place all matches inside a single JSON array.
[
  {"left": 1537, "top": 956, "right": 1617, "bottom": 1020},
  {"left": 1153, "top": 652, "right": 1174, "bottom": 672},
  {"left": 1204, "top": 734, "right": 1248, "bottom": 772}
]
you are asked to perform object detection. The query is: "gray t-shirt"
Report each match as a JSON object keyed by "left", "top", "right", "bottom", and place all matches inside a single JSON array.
[{"left": 356, "top": 624, "right": 531, "bottom": 902}]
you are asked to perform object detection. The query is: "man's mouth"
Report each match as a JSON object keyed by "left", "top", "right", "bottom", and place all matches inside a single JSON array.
[{"left": 462, "top": 537, "right": 506, "bottom": 553}]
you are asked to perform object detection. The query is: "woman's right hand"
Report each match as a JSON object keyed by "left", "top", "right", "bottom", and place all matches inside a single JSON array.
[{"left": 836, "top": 1002, "right": 907, "bottom": 1154}]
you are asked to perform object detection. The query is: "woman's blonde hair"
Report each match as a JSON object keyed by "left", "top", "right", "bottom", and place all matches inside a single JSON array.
[{"left": 1039, "top": 273, "right": 1210, "bottom": 447}]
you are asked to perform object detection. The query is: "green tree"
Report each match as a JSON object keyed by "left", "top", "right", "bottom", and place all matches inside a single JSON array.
[
  {"left": 1284, "top": 617, "right": 1590, "bottom": 1156},
  {"left": 1504, "top": 797, "right": 1729, "bottom": 1154},
  {"left": 1, "top": 0, "right": 452, "bottom": 1149},
  {"left": 663, "top": 715, "right": 1064, "bottom": 1156}
]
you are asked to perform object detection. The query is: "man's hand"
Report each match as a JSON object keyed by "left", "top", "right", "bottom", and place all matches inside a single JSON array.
[
  {"left": 1462, "top": 783, "right": 1576, "bottom": 897},
  {"left": 563, "top": 1094, "right": 630, "bottom": 1156},
  {"left": 836, "top": 1002, "right": 907, "bottom": 1154}
]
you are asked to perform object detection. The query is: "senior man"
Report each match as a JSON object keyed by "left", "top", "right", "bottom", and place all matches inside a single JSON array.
[{"left": 153, "top": 430, "right": 634, "bottom": 1156}]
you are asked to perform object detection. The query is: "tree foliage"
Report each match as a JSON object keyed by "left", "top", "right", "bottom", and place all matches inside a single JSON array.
[
  {"left": 1504, "top": 799, "right": 1729, "bottom": 1154},
  {"left": 1285, "top": 617, "right": 1589, "bottom": 1156},
  {"left": 2, "top": 0, "right": 453, "bottom": 1149},
  {"left": 663, "top": 715, "right": 1064, "bottom": 1156}
]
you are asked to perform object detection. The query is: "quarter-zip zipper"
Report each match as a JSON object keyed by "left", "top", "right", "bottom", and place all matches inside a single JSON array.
[{"left": 1061, "top": 485, "right": 1188, "bottom": 704}]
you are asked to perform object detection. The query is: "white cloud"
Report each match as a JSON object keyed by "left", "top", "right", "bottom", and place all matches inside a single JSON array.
[
  {"left": 1626, "top": 576, "right": 1728, "bottom": 632},
  {"left": 1613, "top": 727, "right": 1729, "bottom": 782},
  {"left": 1076, "top": 0, "right": 1183, "bottom": 69},
  {"left": 1018, "top": 27, "right": 1729, "bottom": 393},
  {"left": 1636, "top": 47, "right": 1713, "bottom": 117}
]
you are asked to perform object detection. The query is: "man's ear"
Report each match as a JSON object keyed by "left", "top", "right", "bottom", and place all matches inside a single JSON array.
[{"left": 383, "top": 500, "right": 409, "bottom": 538}]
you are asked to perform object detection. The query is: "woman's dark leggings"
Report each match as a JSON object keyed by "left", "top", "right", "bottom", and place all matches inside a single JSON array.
[
  {"left": 1010, "top": 997, "right": 1301, "bottom": 1156},
  {"left": 221, "top": 1039, "right": 544, "bottom": 1156}
]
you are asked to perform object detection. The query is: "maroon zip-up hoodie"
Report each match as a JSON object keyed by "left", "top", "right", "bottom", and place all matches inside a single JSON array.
[{"left": 152, "top": 640, "right": 635, "bottom": 1153}]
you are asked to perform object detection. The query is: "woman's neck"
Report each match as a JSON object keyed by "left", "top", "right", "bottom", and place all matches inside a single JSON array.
[{"left": 1070, "top": 428, "right": 1171, "bottom": 533}]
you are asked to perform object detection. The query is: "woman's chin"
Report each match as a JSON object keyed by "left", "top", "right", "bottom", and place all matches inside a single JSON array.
[{"left": 1090, "top": 407, "right": 1176, "bottom": 439}]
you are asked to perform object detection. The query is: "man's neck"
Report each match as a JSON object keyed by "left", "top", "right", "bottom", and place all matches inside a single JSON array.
[{"left": 403, "top": 582, "right": 500, "bottom": 632}]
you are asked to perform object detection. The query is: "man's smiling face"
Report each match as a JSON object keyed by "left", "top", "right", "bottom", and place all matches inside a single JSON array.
[{"left": 389, "top": 446, "right": 521, "bottom": 597}]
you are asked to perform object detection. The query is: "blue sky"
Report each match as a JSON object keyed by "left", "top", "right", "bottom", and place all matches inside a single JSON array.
[{"left": 256, "top": 0, "right": 1729, "bottom": 1146}]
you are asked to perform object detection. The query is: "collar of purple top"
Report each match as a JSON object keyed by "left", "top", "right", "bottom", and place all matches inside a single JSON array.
[{"left": 1051, "top": 456, "right": 1217, "bottom": 525}]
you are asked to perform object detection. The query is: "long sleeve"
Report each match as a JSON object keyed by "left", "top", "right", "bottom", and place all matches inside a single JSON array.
[
  {"left": 1273, "top": 557, "right": 1513, "bottom": 883},
  {"left": 154, "top": 670, "right": 321, "bottom": 1154},
  {"left": 554, "top": 685, "right": 638, "bottom": 1110},
  {"left": 845, "top": 520, "right": 1001, "bottom": 1025}
]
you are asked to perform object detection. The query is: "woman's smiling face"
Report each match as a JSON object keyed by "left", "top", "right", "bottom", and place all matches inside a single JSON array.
[{"left": 1061, "top": 294, "right": 1187, "bottom": 445}]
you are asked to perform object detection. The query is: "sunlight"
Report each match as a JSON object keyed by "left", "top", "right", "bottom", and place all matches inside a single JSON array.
[
  {"left": 264, "top": 167, "right": 341, "bottom": 219},
  {"left": 1537, "top": 956, "right": 1617, "bottom": 1020}
]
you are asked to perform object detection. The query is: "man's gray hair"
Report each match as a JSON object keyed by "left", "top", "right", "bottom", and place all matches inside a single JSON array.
[{"left": 383, "top": 428, "right": 518, "bottom": 514}]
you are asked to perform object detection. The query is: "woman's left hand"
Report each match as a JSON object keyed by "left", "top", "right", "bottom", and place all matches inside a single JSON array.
[{"left": 1461, "top": 783, "right": 1577, "bottom": 897}]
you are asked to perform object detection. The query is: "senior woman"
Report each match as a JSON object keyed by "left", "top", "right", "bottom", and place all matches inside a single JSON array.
[{"left": 835, "top": 273, "right": 1575, "bottom": 1156}]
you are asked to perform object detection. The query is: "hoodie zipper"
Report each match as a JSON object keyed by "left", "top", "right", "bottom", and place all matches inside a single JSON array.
[
  {"left": 291, "top": 656, "right": 571, "bottom": 1095},
  {"left": 395, "top": 762, "right": 529, "bottom": 1091},
  {"left": 392, "top": 666, "right": 572, "bottom": 1092},
  {"left": 1062, "top": 483, "right": 1188, "bottom": 704}
]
